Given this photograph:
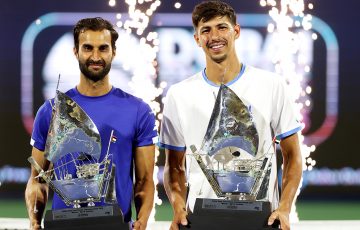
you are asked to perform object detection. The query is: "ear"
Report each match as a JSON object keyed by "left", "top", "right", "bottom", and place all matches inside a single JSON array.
[
  {"left": 193, "top": 33, "right": 201, "bottom": 47},
  {"left": 73, "top": 47, "right": 79, "bottom": 59},
  {"left": 234, "top": 24, "right": 241, "bottom": 39}
]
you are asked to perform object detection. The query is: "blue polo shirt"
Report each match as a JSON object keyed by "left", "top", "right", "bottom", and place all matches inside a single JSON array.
[{"left": 31, "top": 87, "right": 158, "bottom": 222}]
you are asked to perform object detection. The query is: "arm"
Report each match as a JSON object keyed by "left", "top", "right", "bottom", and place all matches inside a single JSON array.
[
  {"left": 163, "top": 149, "right": 188, "bottom": 230},
  {"left": 133, "top": 145, "right": 155, "bottom": 230},
  {"left": 25, "top": 147, "right": 51, "bottom": 230},
  {"left": 268, "top": 133, "right": 302, "bottom": 230}
]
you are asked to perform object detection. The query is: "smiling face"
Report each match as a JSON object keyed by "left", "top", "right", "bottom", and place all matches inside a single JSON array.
[
  {"left": 194, "top": 16, "right": 240, "bottom": 64},
  {"left": 74, "top": 29, "right": 115, "bottom": 82}
]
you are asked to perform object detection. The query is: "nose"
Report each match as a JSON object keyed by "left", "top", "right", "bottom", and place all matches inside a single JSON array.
[
  {"left": 91, "top": 49, "right": 101, "bottom": 61},
  {"left": 210, "top": 29, "right": 220, "bottom": 40}
]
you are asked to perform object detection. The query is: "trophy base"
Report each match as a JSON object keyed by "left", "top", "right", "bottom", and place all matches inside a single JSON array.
[
  {"left": 44, "top": 204, "right": 129, "bottom": 230},
  {"left": 179, "top": 198, "right": 280, "bottom": 230}
]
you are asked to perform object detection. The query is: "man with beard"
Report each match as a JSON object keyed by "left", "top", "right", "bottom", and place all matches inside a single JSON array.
[
  {"left": 160, "top": 1, "right": 302, "bottom": 230},
  {"left": 25, "top": 17, "right": 157, "bottom": 230}
]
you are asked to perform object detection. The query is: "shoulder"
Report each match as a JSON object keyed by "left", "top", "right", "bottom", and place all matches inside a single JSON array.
[
  {"left": 166, "top": 71, "right": 203, "bottom": 96},
  {"left": 35, "top": 98, "right": 53, "bottom": 117},
  {"left": 242, "top": 65, "right": 286, "bottom": 86},
  {"left": 111, "top": 87, "right": 152, "bottom": 110},
  {"left": 244, "top": 65, "right": 280, "bottom": 80}
]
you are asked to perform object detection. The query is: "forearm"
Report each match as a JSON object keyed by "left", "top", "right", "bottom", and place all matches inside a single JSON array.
[
  {"left": 163, "top": 165, "right": 187, "bottom": 212},
  {"left": 279, "top": 152, "right": 302, "bottom": 212},
  {"left": 134, "top": 178, "right": 155, "bottom": 224},
  {"left": 25, "top": 178, "right": 49, "bottom": 228}
]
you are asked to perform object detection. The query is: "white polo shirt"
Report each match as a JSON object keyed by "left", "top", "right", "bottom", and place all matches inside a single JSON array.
[{"left": 160, "top": 65, "right": 302, "bottom": 212}]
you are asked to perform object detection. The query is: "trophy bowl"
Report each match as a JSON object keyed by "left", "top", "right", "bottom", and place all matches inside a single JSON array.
[{"left": 180, "top": 84, "right": 279, "bottom": 229}]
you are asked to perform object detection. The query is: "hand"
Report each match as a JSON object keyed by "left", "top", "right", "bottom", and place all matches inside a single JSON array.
[
  {"left": 268, "top": 209, "right": 290, "bottom": 230},
  {"left": 132, "top": 219, "right": 146, "bottom": 230},
  {"left": 29, "top": 222, "right": 42, "bottom": 230},
  {"left": 170, "top": 207, "right": 188, "bottom": 230}
]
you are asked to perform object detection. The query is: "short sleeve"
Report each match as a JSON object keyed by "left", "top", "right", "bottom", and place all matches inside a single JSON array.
[
  {"left": 30, "top": 100, "right": 53, "bottom": 151},
  {"left": 271, "top": 78, "right": 303, "bottom": 140},
  {"left": 134, "top": 101, "right": 158, "bottom": 147},
  {"left": 159, "top": 87, "right": 186, "bottom": 151}
]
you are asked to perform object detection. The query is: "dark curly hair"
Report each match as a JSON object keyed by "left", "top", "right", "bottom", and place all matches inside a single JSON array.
[
  {"left": 192, "top": 1, "right": 237, "bottom": 28},
  {"left": 73, "top": 17, "right": 119, "bottom": 53}
]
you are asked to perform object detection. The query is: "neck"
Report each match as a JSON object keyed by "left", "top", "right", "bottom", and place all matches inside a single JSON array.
[
  {"left": 205, "top": 58, "right": 241, "bottom": 85},
  {"left": 77, "top": 75, "right": 112, "bottom": 96}
]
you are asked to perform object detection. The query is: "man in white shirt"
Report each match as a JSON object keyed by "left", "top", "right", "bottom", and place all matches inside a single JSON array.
[{"left": 160, "top": 1, "right": 302, "bottom": 230}]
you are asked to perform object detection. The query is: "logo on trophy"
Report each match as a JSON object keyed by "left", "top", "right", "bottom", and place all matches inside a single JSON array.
[
  {"left": 28, "top": 90, "right": 128, "bottom": 229},
  {"left": 183, "top": 84, "right": 279, "bottom": 230}
]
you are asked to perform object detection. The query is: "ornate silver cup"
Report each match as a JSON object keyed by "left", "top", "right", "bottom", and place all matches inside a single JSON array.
[
  {"left": 28, "top": 90, "right": 127, "bottom": 229},
  {"left": 28, "top": 90, "right": 114, "bottom": 207}
]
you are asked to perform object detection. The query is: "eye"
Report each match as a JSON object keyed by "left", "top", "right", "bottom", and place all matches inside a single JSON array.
[
  {"left": 99, "top": 45, "right": 109, "bottom": 52},
  {"left": 200, "top": 28, "right": 210, "bottom": 34},
  {"left": 83, "top": 45, "right": 92, "bottom": 51}
]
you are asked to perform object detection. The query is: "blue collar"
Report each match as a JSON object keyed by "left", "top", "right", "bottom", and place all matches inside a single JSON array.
[{"left": 202, "top": 64, "right": 246, "bottom": 87}]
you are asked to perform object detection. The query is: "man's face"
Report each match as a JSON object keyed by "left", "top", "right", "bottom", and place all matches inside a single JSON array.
[
  {"left": 74, "top": 29, "right": 115, "bottom": 82},
  {"left": 194, "top": 16, "right": 240, "bottom": 63}
]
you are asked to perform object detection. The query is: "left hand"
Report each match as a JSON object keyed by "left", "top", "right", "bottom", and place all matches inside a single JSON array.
[
  {"left": 268, "top": 209, "right": 290, "bottom": 230},
  {"left": 132, "top": 220, "right": 147, "bottom": 230}
]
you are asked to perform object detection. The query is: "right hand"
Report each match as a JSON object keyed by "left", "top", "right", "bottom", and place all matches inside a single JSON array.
[
  {"left": 170, "top": 207, "right": 188, "bottom": 230},
  {"left": 30, "top": 221, "right": 41, "bottom": 230}
]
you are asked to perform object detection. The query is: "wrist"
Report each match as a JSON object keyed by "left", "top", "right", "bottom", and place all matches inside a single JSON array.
[
  {"left": 277, "top": 203, "right": 291, "bottom": 214},
  {"left": 30, "top": 221, "right": 41, "bottom": 230},
  {"left": 173, "top": 201, "right": 186, "bottom": 213}
]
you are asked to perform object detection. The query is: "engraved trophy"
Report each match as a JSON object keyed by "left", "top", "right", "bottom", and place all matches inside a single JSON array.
[
  {"left": 28, "top": 90, "right": 128, "bottom": 229},
  {"left": 182, "top": 84, "right": 280, "bottom": 230}
]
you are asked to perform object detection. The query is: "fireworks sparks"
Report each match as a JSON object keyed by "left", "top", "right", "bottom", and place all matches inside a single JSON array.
[
  {"left": 109, "top": 1, "right": 165, "bottom": 226},
  {"left": 174, "top": 2, "right": 182, "bottom": 9},
  {"left": 261, "top": 0, "right": 317, "bottom": 222},
  {"left": 260, "top": 0, "right": 316, "bottom": 171}
]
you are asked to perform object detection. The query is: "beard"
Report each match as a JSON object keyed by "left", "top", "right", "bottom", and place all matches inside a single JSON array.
[{"left": 79, "top": 59, "right": 111, "bottom": 82}]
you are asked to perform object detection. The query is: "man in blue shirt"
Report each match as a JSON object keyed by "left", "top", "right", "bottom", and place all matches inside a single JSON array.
[{"left": 25, "top": 17, "right": 157, "bottom": 230}]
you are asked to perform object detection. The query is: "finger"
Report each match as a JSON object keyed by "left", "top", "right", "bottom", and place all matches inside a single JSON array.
[
  {"left": 180, "top": 214, "right": 188, "bottom": 226},
  {"left": 170, "top": 221, "right": 180, "bottom": 230},
  {"left": 133, "top": 221, "right": 141, "bottom": 230},
  {"left": 267, "top": 212, "right": 278, "bottom": 225}
]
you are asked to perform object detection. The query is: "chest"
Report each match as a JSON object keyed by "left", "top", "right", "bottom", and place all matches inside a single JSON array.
[{"left": 74, "top": 98, "right": 139, "bottom": 148}]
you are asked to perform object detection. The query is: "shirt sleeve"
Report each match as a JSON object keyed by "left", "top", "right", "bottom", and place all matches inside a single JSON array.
[
  {"left": 271, "top": 78, "right": 303, "bottom": 140},
  {"left": 134, "top": 101, "right": 158, "bottom": 147},
  {"left": 159, "top": 87, "right": 186, "bottom": 151},
  {"left": 30, "top": 100, "right": 53, "bottom": 151}
]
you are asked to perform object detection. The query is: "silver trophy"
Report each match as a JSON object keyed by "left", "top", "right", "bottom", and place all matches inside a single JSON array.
[
  {"left": 28, "top": 90, "right": 128, "bottom": 229},
  {"left": 182, "top": 84, "right": 279, "bottom": 230}
]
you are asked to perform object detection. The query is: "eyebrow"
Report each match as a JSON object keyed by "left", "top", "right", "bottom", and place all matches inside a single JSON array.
[
  {"left": 99, "top": 44, "right": 110, "bottom": 49},
  {"left": 217, "top": 23, "right": 229, "bottom": 27},
  {"left": 82, "top": 44, "right": 110, "bottom": 48},
  {"left": 199, "top": 22, "right": 230, "bottom": 29}
]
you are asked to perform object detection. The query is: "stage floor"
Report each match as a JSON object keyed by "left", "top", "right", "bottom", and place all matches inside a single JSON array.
[{"left": 1, "top": 218, "right": 360, "bottom": 230}]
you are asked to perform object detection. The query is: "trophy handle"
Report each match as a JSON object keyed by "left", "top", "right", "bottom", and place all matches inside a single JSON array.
[
  {"left": 190, "top": 145, "right": 224, "bottom": 198},
  {"left": 250, "top": 156, "right": 271, "bottom": 197},
  {"left": 104, "top": 164, "right": 117, "bottom": 203},
  {"left": 28, "top": 156, "right": 73, "bottom": 205}
]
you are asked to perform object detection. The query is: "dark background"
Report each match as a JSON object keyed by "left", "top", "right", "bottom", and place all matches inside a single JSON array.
[{"left": 0, "top": 0, "right": 359, "bottom": 200}]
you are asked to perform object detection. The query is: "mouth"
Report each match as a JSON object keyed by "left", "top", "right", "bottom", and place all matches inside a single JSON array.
[
  {"left": 208, "top": 42, "right": 226, "bottom": 52},
  {"left": 87, "top": 61, "right": 105, "bottom": 70},
  {"left": 89, "top": 64, "right": 103, "bottom": 69}
]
